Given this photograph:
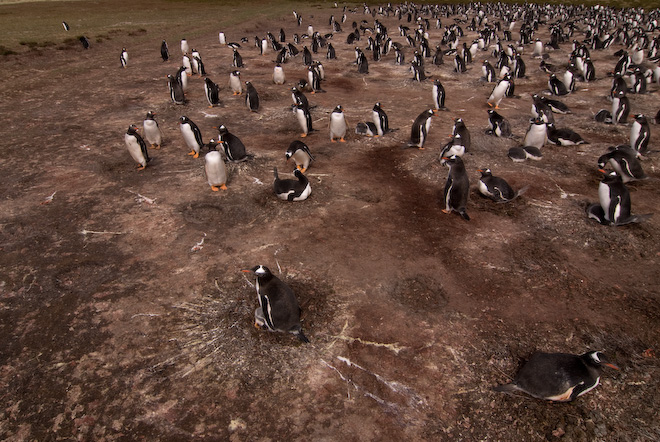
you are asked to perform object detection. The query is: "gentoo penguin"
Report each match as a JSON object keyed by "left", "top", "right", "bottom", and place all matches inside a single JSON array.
[
  {"left": 182, "top": 55, "right": 192, "bottom": 76},
  {"left": 179, "top": 116, "right": 204, "bottom": 158},
  {"left": 176, "top": 65, "right": 188, "bottom": 92},
  {"left": 245, "top": 81, "right": 259, "bottom": 112},
  {"left": 273, "top": 168, "right": 312, "bottom": 202},
  {"left": 120, "top": 48, "right": 128, "bottom": 68},
  {"left": 488, "top": 74, "right": 511, "bottom": 108},
  {"left": 546, "top": 123, "right": 588, "bottom": 146},
  {"left": 218, "top": 32, "right": 226, "bottom": 45},
  {"left": 327, "top": 43, "right": 336, "bottom": 59},
  {"left": 273, "top": 64, "right": 285, "bottom": 85},
  {"left": 540, "top": 96, "right": 570, "bottom": 114},
  {"left": 372, "top": 102, "right": 389, "bottom": 136},
  {"left": 190, "top": 49, "right": 200, "bottom": 74},
  {"left": 291, "top": 86, "right": 309, "bottom": 110},
  {"left": 293, "top": 103, "right": 313, "bottom": 137},
  {"left": 408, "top": 109, "right": 437, "bottom": 149},
  {"left": 562, "top": 66, "right": 576, "bottom": 93},
  {"left": 630, "top": 114, "right": 650, "bottom": 155},
  {"left": 142, "top": 111, "right": 162, "bottom": 149},
  {"left": 217, "top": 125, "right": 248, "bottom": 163},
  {"left": 124, "top": 124, "right": 150, "bottom": 170},
  {"left": 232, "top": 49, "right": 244, "bottom": 67},
  {"left": 583, "top": 57, "right": 596, "bottom": 81},
  {"left": 180, "top": 38, "right": 189, "bottom": 55},
  {"left": 286, "top": 140, "right": 315, "bottom": 173},
  {"left": 432, "top": 79, "right": 447, "bottom": 111},
  {"left": 229, "top": 70, "right": 242, "bottom": 95},
  {"left": 611, "top": 89, "right": 630, "bottom": 125},
  {"left": 440, "top": 134, "right": 466, "bottom": 160},
  {"left": 452, "top": 117, "right": 470, "bottom": 151},
  {"left": 531, "top": 94, "right": 555, "bottom": 124},
  {"left": 204, "top": 77, "right": 220, "bottom": 107},
  {"left": 486, "top": 110, "right": 512, "bottom": 137},
  {"left": 160, "top": 40, "right": 169, "bottom": 62},
  {"left": 453, "top": 54, "right": 467, "bottom": 73},
  {"left": 477, "top": 168, "right": 526, "bottom": 202},
  {"left": 167, "top": 74, "right": 185, "bottom": 105},
  {"left": 442, "top": 155, "right": 470, "bottom": 220},
  {"left": 532, "top": 39, "right": 544, "bottom": 58},
  {"left": 494, "top": 351, "right": 619, "bottom": 401},
  {"left": 513, "top": 54, "right": 526, "bottom": 78},
  {"left": 62, "top": 21, "right": 70, "bottom": 31},
  {"left": 241, "top": 265, "right": 309, "bottom": 343},
  {"left": 588, "top": 171, "right": 652, "bottom": 226},
  {"left": 482, "top": 60, "right": 497, "bottom": 82},
  {"left": 597, "top": 145, "right": 647, "bottom": 183},
  {"left": 79, "top": 36, "right": 90, "bottom": 49},
  {"left": 355, "top": 122, "right": 378, "bottom": 137},
  {"left": 508, "top": 146, "right": 543, "bottom": 162},
  {"left": 302, "top": 46, "right": 313, "bottom": 65},
  {"left": 523, "top": 117, "right": 548, "bottom": 148},
  {"left": 548, "top": 74, "right": 568, "bottom": 95},
  {"left": 204, "top": 139, "right": 227, "bottom": 191},
  {"left": 307, "top": 65, "right": 323, "bottom": 93},
  {"left": 411, "top": 61, "right": 427, "bottom": 81},
  {"left": 357, "top": 49, "right": 369, "bottom": 74},
  {"left": 329, "top": 105, "right": 348, "bottom": 142}
]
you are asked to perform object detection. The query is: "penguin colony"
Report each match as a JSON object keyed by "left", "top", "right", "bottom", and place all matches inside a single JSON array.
[{"left": 109, "top": 2, "right": 659, "bottom": 398}]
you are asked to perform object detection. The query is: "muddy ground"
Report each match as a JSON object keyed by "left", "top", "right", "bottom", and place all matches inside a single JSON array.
[{"left": 1, "top": 1, "right": 660, "bottom": 440}]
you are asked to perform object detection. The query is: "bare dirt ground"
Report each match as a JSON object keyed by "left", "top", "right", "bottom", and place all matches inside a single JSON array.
[{"left": 1, "top": 2, "right": 660, "bottom": 440}]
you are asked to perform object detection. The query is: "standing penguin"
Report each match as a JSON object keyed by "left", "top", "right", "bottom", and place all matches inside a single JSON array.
[
  {"left": 486, "top": 109, "right": 512, "bottom": 137},
  {"left": 142, "top": 111, "right": 162, "bottom": 149},
  {"left": 630, "top": 114, "right": 650, "bottom": 155},
  {"left": 432, "top": 79, "right": 447, "bottom": 111},
  {"left": 291, "top": 86, "right": 309, "bottom": 110},
  {"left": 588, "top": 171, "right": 652, "bottom": 225},
  {"left": 408, "top": 109, "right": 437, "bottom": 149},
  {"left": 442, "top": 155, "right": 470, "bottom": 220},
  {"left": 179, "top": 116, "right": 204, "bottom": 158},
  {"left": 229, "top": 70, "right": 242, "bottom": 95},
  {"left": 286, "top": 140, "right": 315, "bottom": 173},
  {"left": 232, "top": 49, "right": 244, "bottom": 67},
  {"left": 204, "top": 139, "right": 227, "bottom": 191},
  {"left": 167, "top": 74, "right": 185, "bottom": 104},
  {"left": 176, "top": 65, "right": 188, "bottom": 92},
  {"left": 494, "top": 351, "right": 619, "bottom": 401},
  {"left": 160, "top": 40, "right": 169, "bottom": 61},
  {"left": 182, "top": 55, "right": 192, "bottom": 76},
  {"left": 124, "top": 124, "right": 150, "bottom": 170},
  {"left": 273, "top": 168, "right": 312, "bottom": 201},
  {"left": 180, "top": 38, "right": 189, "bottom": 55},
  {"left": 357, "top": 49, "right": 369, "bottom": 74},
  {"left": 293, "top": 103, "right": 313, "bottom": 137},
  {"left": 372, "top": 102, "right": 389, "bottom": 136},
  {"left": 329, "top": 105, "right": 348, "bottom": 142},
  {"left": 327, "top": 43, "right": 336, "bottom": 59},
  {"left": 487, "top": 74, "right": 510, "bottom": 108},
  {"left": 120, "top": 48, "right": 128, "bottom": 68},
  {"left": 452, "top": 117, "right": 470, "bottom": 151},
  {"left": 611, "top": 89, "right": 630, "bottom": 125},
  {"left": 245, "top": 81, "right": 260, "bottom": 112},
  {"left": 523, "top": 117, "right": 548, "bottom": 148},
  {"left": 483, "top": 60, "right": 497, "bottom": 82},
  {"left": 477, "top": 168, "right": 525, "bottom": 202},
  {"left": 241, "top": 265, "right": 309, "bottom": 343},
  {"left": 204, "top": 77, "right": 220, "bottom": 107},
  {"left": 273, "top": 64, "right": 285, "bottom": 85},
  {"left": 214, "top": 125, "right": 248, "bottom": 163},
  {"left": 307, "top": 65, "right": 323, "bottom": 93}
]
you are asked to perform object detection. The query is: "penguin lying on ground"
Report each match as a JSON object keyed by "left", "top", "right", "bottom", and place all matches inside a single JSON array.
[
  {"left": 507, "top": 146, "right": 543, "bottom": 162},
  {"left": 597, "top": 145, "right": 647, "bottom": 183},
  {"left": 486, "top": 110, "right": 512, "bottom": 137},
  {"left": 273, "top": 168, "right": 311, "bottom": 201},
  {"left": 477, "top": 168, "right": 528, "bottom": 202},
  {"left": 494, "top": 351, "right": 619, "bottom": 402},
  {"left": 546, "top": 123, "right": 588, "bottom": 145},
  {"left": 242, "top": 265, "right": 310, "bottom": 343}
]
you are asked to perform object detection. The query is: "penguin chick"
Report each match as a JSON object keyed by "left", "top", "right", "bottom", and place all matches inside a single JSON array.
[
  {"left": 494, "top": 351, "right": 619, "bottom": 401},
  {"left": 442, "top": 155, "right": 470, "bottom": 220},
  {"left": 477, "top": 168, "right": 527, "bottom": 202},
  {"left": 273, "top": 167, "right": 311, "bottom": 202},
  {"left": 241, "top": 265, "right": 310, "bottom": 343}
]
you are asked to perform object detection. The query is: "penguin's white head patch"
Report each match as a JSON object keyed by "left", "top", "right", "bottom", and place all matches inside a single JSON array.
[{"left": 254, "top": 265, "right": 268, "bottom": 276}]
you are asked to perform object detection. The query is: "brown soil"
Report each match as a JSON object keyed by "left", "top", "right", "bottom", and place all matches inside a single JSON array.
[{"left": 1, "top": 3, "right": 660, "bottom": 441}]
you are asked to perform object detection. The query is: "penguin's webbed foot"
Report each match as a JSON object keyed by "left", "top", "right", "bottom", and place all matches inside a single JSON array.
[
  {"left": 300, "top": 133, "right": 307, "bottom": 138},
  {"left": 220, "top": 184, "right": 227, "bottom": 190},
  {"left": 442, "top": 209, "right": 451, "bottom": 214},
  {"left": 193, "top": 153, "right": 199, "bottom": 159},
  {"left": 211, "top": 185, "right": 220, "bottom": 192},
  {"left": 330, "top": 139, "right": 337, "bottom": 143},
  {"left": 137, "top": 165, "right": 146, "bottom": 171},
  {"left": 187, "top": 151, "right": 196, "bottom": 156},
  {"left": 339, "top": 138, "right": 346, "bottom": 143}
]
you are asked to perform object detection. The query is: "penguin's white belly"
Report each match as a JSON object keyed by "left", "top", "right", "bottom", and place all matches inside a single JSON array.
[
  {"left": 292, "top": 150, "right": 311, "bottom": 170},
  {"left": 179, "top": 72, "right": 188, "bottom": 91},
  {"left": 218, "top": 32, "right": 226, "bottom": 45},
  {"left": 372, "top": 111, "right": 382, "bottom": 135},
  {"left": 205, "top": 151, "right": 226, "bottom": 186},
  {"left": 611, "top": 98, "right": 620, "bottom": 119},
  {"left": 630, "top": 122, "right": 641, "bottom": 148},
  {"left": 273, "top": 67, "right": 285, "bottom": 84},
  {"left": 489, "top": 82, "right": 507, "bottom": 103},
  {"left": 478, "top": 180, "right": 491, "bottom": 197},
  {"left": 295, "top": 110, "right": 308, "bottom": 133},
  {"left": 524, "top": 126, "right": 546, "bottom": 148},
  {"left": 330, "top": 115, "right": 347, "bottom": 138},
  {"left": 432, "top": 87, "right": 439, "bottom": 108},
  {"left": 230, "top": 77, "right": 241, "bottom": 93},
  {"left": 598, "top": 182, "right": 611, "bottom": 221},
  {"left": 181, "top": 127, "right": 199, "bottom": 151},
  {"left": 125, "top": 134, "right": 145, "bottom": 166},
  {"left": 447, "top": 144, "right": 465, "bottom": 157},
  {"left": 143, "top": 121, "right": 161, "bottom": 145},
  {"left": 293, "top": 183, "right": 312, "bottom": 201}
]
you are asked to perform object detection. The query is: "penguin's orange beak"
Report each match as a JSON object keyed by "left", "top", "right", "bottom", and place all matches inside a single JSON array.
[
  {"left": 598, "top": 168, "right": 607, "bottom": 173},
  {"left": 241, "top": 269, "right": 252, "bottom": 273},
  {"left": 441, "top": 156, "right": 450, "bottom": 161},
  {"left": 604, "top": 362, "right": 620, "bottom": 370}
]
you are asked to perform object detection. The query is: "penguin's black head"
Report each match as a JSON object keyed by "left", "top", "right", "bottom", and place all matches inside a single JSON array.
[
  {"left": 583, "top": 351, "right": 619, "bottom": 370},
  {"left": 127, "top": 124, "right": 138, "bottom": 134},
  {"left": 208, "top": 139, "right": 218, "bottom": 151},
  {"left": 217, "top": 125, "right": 228, "bottom": 136},
  {"left": 179, "top": 116, "right": 188, "bottom": 124},
  {"left": 634, "top": 114, "right": 646, "bottom": 123},
  {"left": 334, "top": 105, "right": 343, "bottom": 112},
  {"left": 243, "top": 265, "right": 272, "bottom": 277},
  {"left": 146, "top": 111, "right": 155, "bottom": 119},
  {"left": 601, "top": 170, "right": 622, "bottom": 184},
  {"left": 596, "top": 154, "right": 608, "bottom": 169}
]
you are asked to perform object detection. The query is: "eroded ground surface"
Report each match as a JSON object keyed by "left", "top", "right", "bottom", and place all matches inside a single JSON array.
[{"left": 1, "top": 2, "right": 660, "bottom": 440}]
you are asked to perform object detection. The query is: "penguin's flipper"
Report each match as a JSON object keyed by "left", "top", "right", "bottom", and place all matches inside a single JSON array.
[
  {"left": 615, "top": 213, "right": 653, "bottom": 226},
  {"left": 493, "top": 383, "right": 523, "bottom": 395},
  {"left": 294, "top": 328, "right": 310, "bottom": 343},
  {"left": 459, "top": 208, "right": 470, "bottom": 221}
]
